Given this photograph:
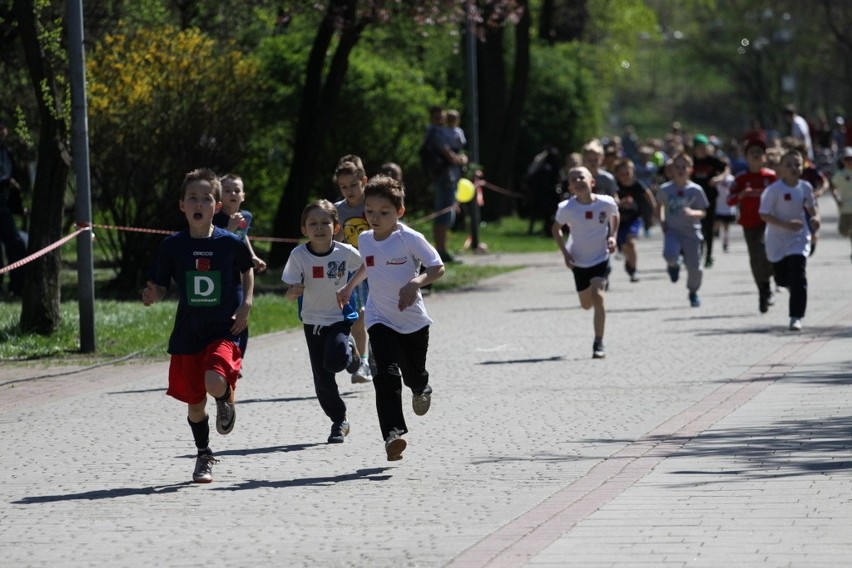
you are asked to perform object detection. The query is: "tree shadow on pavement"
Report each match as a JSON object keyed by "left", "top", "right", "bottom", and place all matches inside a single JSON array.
[
  {"left": 13, "top": 482, "right": 193, "bottom": 504},
  {"left": 212, "top": 467, "right": 393, "bottom": 491},
  {"left": 479, "top": 355, "right": 565, "bottom": 365},
  {"left": 208, "top": 443, "right": 324, "bottom": 457},
  {"left": 653, "top": 414, "right": 852, "bottom": 483}
]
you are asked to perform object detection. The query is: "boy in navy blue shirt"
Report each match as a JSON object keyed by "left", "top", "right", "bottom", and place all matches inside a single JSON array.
[{"left": 143, "top": 168, "right": 254, "bottom": 483}]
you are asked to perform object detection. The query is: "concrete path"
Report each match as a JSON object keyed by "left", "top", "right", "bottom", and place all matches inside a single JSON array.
[{"left": 1, "top": 196, "right": 850, "bottom": 567}]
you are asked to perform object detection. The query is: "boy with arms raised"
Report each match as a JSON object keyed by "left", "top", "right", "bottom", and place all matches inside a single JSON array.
[
  {"left": 142, "top": 168, "right": 254, "bottom": 483},
  {"left": 282, "top": 200, "right": 363, "bottom": 444},
  {"left": 552, "top": 166, "right": 620, "bottom": 359},
  {"left": 337, "top": 175, "right": 444, "bottom": 461}
]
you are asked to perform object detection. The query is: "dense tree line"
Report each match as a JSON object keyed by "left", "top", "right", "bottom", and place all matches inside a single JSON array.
[{"left": 2, "top": 0, "right": 848, "bottom": 338}]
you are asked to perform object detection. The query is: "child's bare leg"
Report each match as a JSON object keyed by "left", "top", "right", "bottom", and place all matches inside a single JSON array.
[
  {"left": 351, "top": 313, "right": 367, "bottom": 357},
  {"left": 590, "top": 278, "right": 607, "bottom": 339},
  {"left": 187, "top": 399, "right": 207, "bottom": 423}
]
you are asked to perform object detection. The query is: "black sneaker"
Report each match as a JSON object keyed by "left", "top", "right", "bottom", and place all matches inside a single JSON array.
[
  {"left": 412, "top": 385, "right": 432, "bottom": 416},
  {"left": 385, "top": 429, "right": 407, "bottom": 461},
  {"left": 592, "top": 340, "right": 606, "bottom": 359},
  {"left": 216, "top": 397, "right": 236, "bottom": 435},
  {"left": 345, "top": 336, "right": 360, "bottom": 374},
  {"left": 327, "top": 420, "right": 350, "bottom": 444},
  {"left": 193, "top": 450, "right": 218, "bottom": 483}
]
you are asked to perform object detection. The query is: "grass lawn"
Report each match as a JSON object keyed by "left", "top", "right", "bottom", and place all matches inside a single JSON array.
[{"left": 0, "top": 215, "right": 552, "bottom": 362}]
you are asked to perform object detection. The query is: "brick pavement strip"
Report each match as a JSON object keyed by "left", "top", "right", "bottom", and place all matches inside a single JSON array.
[{"left": 1, "top": 199, "right": 851, "bottom": 567}]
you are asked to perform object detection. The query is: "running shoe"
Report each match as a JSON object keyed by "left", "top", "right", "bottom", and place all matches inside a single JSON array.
[
  {"left": 385, "top": 429, "right": 407, "bottom": 461},
  {"left": 328, "top": 420, "right": 350, "bottom": 444},
  {"left": 412, "top": 385, "right": 433, "bottom": 416},
  {"left": 351, "top": 359, "right": 373, "bottom": 384},
  {"left": 689, "top": 292, "right": 701, "bottom": 307},
  {"left": 193, "top": 451, "right": 218, "bottom": 483},
  {"left": 216, "top": 397, "right": 236, "bottom": 435},
  {"left": 667, "top": 264, "right": 680, "bottom": 283}
]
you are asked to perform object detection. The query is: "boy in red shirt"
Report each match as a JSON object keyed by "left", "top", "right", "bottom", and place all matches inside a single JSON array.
[{"left": 728, "top": 138, "right": 777, "bottom": 313}]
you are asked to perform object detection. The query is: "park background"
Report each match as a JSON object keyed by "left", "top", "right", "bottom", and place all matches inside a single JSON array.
[{"left": 0, "top": 0, "right": 850, "bottom": 349}]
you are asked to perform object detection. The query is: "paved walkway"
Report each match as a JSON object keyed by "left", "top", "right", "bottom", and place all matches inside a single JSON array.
[{"left": 2, "top": 196, "right": 850, "bottom": 567}]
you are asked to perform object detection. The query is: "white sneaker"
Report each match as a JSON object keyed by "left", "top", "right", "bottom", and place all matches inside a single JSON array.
[
  {"left": 789, "top": 318, "right": 803, "bottom": 331},
  {"left": 351, "top": 360, "right": 373, "bottom": 383}
]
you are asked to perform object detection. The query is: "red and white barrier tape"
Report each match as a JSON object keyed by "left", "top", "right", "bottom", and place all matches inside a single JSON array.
[{"left": 0, "top": 226, "right": 90, "bottom": 276}]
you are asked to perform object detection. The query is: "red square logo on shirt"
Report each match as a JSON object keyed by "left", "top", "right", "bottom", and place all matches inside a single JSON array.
[
  {"left": 677, "top": 190, "right": 684, "bottom": 197},
  {"left": 585, "top": 211, "right": 593, "bottom": 219},
  {"left": 783, "top": 193, "right": 792, "bottom": 201},
  {"left": 366, "top": 255, "right": 374, "bottom": 267},
  {"left": 312, "top": 266, "right": 324, "bottom": 278},
  {"left": 195, "top": 258, "right": 210, "bottom": 271}
]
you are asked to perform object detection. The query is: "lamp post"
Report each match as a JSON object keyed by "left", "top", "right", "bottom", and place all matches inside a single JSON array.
[{"left": 464, "top": 1, "right": 480, "bottom": 250}]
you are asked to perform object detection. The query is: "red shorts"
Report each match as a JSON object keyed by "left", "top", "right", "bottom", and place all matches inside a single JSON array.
[{"left": 167, "top": 339, "right": 242, "bottom": 404}]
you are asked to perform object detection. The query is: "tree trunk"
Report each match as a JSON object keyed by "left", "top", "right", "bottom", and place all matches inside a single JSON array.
[
  {"left": 13, "top": 0, "right": 69, "bottom": 335},
  {"left": 269, "top": 0, "right": 365, "bottom": 266},
  {"left": 477, "top": 0, "right": 530, "bottom": 220}
]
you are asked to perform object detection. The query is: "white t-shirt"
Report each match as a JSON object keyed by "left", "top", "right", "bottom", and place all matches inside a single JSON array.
[
  {"left": 281, "top": 242, "right": 362, "bottom": 326},
  {"left": 554, "top": 195, "right": 619, "bottom": 267},
  {"left": 715, "top": 173, "right": 737, "bottom": 216},
  {"left": 657, "top": 180, "right": 709, "bottom": 238},
  {"left": 358, "top": 223, "right": 443, "bottom": 333},
  {"left": 831, "top": 169, "right": 852, "bottom": 214},
  {"left": 758, "top": 178, "right": 815, "bottom": 262}
]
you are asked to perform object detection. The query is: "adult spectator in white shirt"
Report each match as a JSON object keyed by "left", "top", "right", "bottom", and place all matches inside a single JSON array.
[{"left": 783, "top": 104, "right": 814, "bottom": 161}]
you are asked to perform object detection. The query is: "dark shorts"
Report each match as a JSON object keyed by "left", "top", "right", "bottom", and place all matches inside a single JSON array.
[
  {"left": 716, "top": 214, "right": 736, "bottom": 223},
  {"left": 432, "top": 178, "right": 457, "bottom": 228},
  {"left": 572, "top": 260, "right": 610, "bottom": 292},
  {"left": 616, "top": 218, "right": 642, "bottom": 247}
]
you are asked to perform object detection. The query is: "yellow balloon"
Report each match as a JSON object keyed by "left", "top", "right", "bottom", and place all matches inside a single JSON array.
[{"left": 456, "top": 178, "right": 476, "bottom": 203}]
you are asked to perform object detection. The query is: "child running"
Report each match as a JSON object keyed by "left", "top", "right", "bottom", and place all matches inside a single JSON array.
[
  {"left": 214, "top": 174, "right": 267, "bottom": 273},
  {"left": 336, "top": 175, "right": 445, "bottom": 461},
  {"left": 333, "top": 157, "right": 373, "bottom": 384},
  {"left": 552, "top": 166, "right": 619, "bottom": 359},
  {"left": 282, "top": 200, "right": 363, "bottom": 443},
  {"left": 759, "top": 150, "right": 820, "bottom": 331},
  {"left": 142, "top": 168, "right": 254, "bottom": 484},
  {"left": 831, "top": 147, "right": 852, "bottom": 262},
  {"left": 728, "top": 138, "right": 777, "bottom": 313},
  {"left": 656, "top": 152, "right": 709, "bottom": 307}
]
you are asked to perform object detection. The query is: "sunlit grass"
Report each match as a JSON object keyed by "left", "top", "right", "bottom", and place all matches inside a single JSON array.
[{"left": 0, "top": 215, "right": 548, "bottom": 362}]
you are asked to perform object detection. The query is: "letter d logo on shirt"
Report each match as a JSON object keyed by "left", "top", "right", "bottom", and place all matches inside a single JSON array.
[{"left": 186, "top": 271, "right": 222, "bottom": 306}]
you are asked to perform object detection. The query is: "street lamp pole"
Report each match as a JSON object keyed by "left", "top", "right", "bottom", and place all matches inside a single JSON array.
[{"left": 464, "top": 1, "right": 480, "bottom": 249}]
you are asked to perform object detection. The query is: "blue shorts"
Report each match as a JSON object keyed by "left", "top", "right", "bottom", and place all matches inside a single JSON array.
[
  {"left": 432, "top": 178, "right": 457, "bottom": 228},
  {"left": 617, "top": 218, "right": 642, "bottom": 248},
  {"left": 572, "top": 260, "right": 610, "bottom": 292}
]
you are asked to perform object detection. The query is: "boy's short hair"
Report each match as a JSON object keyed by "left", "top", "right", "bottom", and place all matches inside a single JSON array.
[
  {"left": 336, "top": 154, "right": 364, "bottom": 172},
  {"left": 300, "top": 199, "right": 339, "bottom": 227},
  {"left": 744, "top": 138, "right": 767, "bottom": 152},
  {"left": 181, "top": 168, "right": 221, "bottom": 201},
  {"left": 582, "top": 139, "right": 604, "bottom": 155},
  {"left": 780, "top": 149, "right": 802, "bottom": 165},
  {"left": 669, "top": 152, "right": 693, "bottom": 167},
  {"left": 379, "top": 162, "right": 403, "bottom": 182},
  {"left": 364, "top": 174, "right": 405, "bottom": 210},
  {"left": 334, "top": 160, "right": 366, "bottom": 183},
  {"left": 446, "top": 109, "right": 460, "bottom": 124},
  {"left": 220, "top": 173, "right": 243, "bottom": 185},
  {"left": 613, "top": 158, "right": 635, "bottom": 172}
]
